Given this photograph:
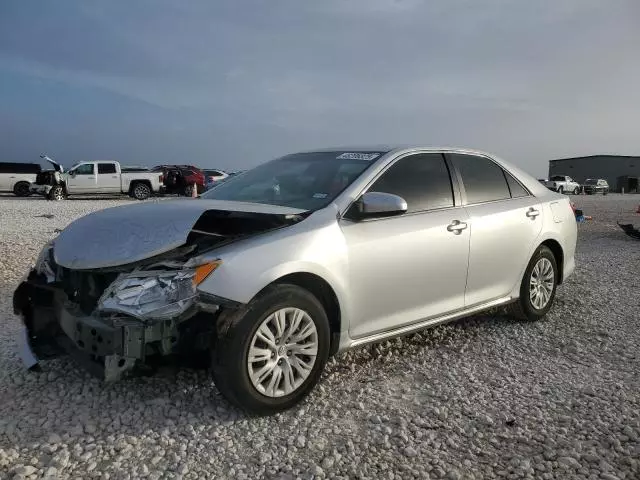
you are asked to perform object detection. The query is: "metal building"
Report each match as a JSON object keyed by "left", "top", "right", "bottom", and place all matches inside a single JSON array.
[{"left": 548, "top": 155, "right": 640, "bottom": 193}]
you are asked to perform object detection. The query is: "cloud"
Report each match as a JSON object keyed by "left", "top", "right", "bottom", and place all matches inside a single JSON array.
[{"left": 0, "top": 0, "right": 639, "bottom": 174}]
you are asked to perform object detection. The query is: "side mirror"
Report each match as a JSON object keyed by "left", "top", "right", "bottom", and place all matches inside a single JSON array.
[
  {"left": 68, "top": 170, "right": 76, "bottom": 177},
  {"left": 354, "top": 191, "right": 408, "bottom": 219}
]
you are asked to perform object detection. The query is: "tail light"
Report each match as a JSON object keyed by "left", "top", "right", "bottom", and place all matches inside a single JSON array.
[{"left": 159, "top": 174, "right": 164, "bottom": 183}]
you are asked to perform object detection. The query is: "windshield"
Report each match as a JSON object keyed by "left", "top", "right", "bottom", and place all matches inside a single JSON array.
[
  {"left": 584, "top": 179, "right": 597, "bottom": 185},
  {"left": 551, "top": 175, "right": 566, "bottom": 181},
  {"left": 201, "top": 151, "right": 383, "bottom": 210}
]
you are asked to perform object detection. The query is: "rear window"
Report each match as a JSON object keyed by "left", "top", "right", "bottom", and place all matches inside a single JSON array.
[
  {"left": 449, "top": 153, "right": 511, "bottom": 204},
  {"left": 584, "top": 179, "right": 597, "bottom": 185},
  {"left": 98, "top": 163, "right": 117, "bottom": 174},
  {"left": 0, "top": 162, "right": 41, "bottom": 174}
]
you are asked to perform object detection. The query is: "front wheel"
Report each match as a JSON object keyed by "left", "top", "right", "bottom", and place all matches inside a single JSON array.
[
  {"left": 603, "top": 189, "right": 608, "bottom": 196},
  {"left": 212, "top": 284, "right": 330, "bottom": 415},
  {"left": 48, "top": 185, "right": 65, "bottom": 201},
  {"left": 508, "top": 245, "right": 558, "bottom": 321},
  {"left": 132, "top": 183, "right": 151, "bottom": 200},
  {"left": 557, "top": 186, "right": 564, "bottom": 194}
]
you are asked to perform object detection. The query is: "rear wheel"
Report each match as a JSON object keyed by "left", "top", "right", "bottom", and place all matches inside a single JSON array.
[
  {"left": 132, "top": 182, "right": 151, "bottom": 200},
  {"left": 508, "top": 245, "right": 558, "bottom": 321},
  {"left": 13, "top": 181, "right": 31, "bottom": 197},
  {"left": 573, "top": 187, "right": 580, "bottom": 195},
  {"left": 212, "top": 284, "right": 330, "bottom": 415}
]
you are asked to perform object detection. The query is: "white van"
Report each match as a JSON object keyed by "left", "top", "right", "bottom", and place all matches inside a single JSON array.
[{"left": 0, "top": 162, "right": 42, "bottom": 196}]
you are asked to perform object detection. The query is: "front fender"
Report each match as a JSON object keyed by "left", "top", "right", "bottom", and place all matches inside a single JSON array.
[{"left": 198, "top": 259, "right": 350, "bottom": 329}]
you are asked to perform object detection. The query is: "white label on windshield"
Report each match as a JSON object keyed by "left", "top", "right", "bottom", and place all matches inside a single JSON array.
[
  {"left": 313, "top": 193, "right": 328, "bottom": 199},
  {"left": 336, "top": 152, "right": 380, "bottom": 161}
]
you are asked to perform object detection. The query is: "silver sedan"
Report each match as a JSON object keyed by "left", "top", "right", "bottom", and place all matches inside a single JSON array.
[{"left": 14, "top": 146, "right": 577, "bottom": 414}]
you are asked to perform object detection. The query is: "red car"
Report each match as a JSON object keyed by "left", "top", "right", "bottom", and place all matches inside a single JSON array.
[{"left": 152, "top": 165, "right": 205, "bottom": 196}]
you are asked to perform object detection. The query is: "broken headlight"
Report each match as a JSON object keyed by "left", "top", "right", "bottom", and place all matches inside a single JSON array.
[
  {"left": 97, "top": 261, "right": 220, "bottom": 320},
  {"left": 34, "top": 242, "right": 56, "bottom": 283}
]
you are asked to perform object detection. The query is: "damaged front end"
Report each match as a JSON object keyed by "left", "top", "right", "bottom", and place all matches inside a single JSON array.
[
  {"left": 13, "top": 251, "right": 227, "bottom": 381},
  {"left": 29, "top": 155, "right": 65, "bottom": 198},
  {"left": 14, "top": 207, "right": 305, "bottom": 381}
]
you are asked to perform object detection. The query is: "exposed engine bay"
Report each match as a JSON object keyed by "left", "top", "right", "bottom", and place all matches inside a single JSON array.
[{"left": 14, "top": 208, "right": 307, "bottom": 381}]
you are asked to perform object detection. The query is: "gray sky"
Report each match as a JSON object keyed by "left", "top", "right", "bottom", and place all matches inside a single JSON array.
[{"left": 1, "top": 0, "right": 639, "bottom": 176}]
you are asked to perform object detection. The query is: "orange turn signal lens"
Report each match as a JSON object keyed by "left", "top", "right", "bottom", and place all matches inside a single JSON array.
[{"left": 193, "top": 261, "right": 220, "bottom": 285}]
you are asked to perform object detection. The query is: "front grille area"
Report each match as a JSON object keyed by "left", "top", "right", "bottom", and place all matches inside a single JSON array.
[{"left": 56, "top": 266, "right": 119, "bottom": 315}]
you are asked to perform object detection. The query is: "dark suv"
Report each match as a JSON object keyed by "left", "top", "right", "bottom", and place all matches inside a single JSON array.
[
  {"left": 583, "top": 178, "right": 609, "bottom": 195},
  {"left": 152, "top": 165, "right": 205, "bottom": 196}
]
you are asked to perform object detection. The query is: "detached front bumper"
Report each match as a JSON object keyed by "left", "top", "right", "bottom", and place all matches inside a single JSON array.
[
  {"left": 13, "top": 275, "right": 223, "bottom": 381},
  {"left": 29, "top": 184, "right": 52, "bottom": 196}
]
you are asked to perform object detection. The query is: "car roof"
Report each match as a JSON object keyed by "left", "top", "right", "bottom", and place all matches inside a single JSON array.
[{"left": 295, "top": 145, "right": 502, "bottom": 158}]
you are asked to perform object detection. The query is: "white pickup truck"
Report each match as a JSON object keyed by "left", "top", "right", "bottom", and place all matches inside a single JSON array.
[
  {"left": 544, "top": 175, "right": 581, "bottom": 195},
  {"left": 30, "top": 158, "right": 163, "bottom": 200}
]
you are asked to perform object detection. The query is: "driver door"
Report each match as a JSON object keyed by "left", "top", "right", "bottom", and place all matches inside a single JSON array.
[
  {"left": 66, "top": 163, "right": 96, "bottom": 193},
  {"left": 339, "top": 152, "right": 470, "bottom": 339}
]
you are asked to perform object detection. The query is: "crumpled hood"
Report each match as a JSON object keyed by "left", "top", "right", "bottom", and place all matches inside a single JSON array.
[{"left": 53, "top": 199, "right": 306, "bottom": 269}]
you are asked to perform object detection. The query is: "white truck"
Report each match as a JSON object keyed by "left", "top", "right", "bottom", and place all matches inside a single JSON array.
[
  {"left": 30, "top": 158, "right": 164, "bottom": 200},
  {"left": 544, "top": 175, "right": 581, "bottom": 194}
]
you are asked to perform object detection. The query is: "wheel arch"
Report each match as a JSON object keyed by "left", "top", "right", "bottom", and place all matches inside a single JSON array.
[
  {"left": 266, "top": 272, "right": 342, "bottom": 355},
  {"left": 539, "top": 238, "right": 564, "bottom": 284},
  {"left": 128, "top": 179, "right": 152, "bottom": 192}
]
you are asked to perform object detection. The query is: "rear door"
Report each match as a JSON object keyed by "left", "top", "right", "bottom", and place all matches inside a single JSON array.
[
  {"left": 447, "top": 153, "right": 543, "bottom": 307},
  {"left": 66, "top": 163, "right": 96, "bottom": 193},
  {"left": 97, "top": 162, "right": 120, "bottom": 193}
]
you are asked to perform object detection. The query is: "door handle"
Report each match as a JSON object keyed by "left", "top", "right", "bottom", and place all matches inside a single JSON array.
[
  {"left": 526, "top": 207, "right": 540, "bottom": 219},
  {"left": 112, "top": 176, "right": 118, "bottom": 178},
  {"left": 87, "top": 176, "right": 96, "bottom": 179},
  {"left": 447, "top": 220, "right": 468, "bottom": 234}
]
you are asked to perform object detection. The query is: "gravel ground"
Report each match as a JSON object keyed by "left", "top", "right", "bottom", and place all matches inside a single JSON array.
[{"left": 0, "top": 193, "right": 639, "bottom": 480}]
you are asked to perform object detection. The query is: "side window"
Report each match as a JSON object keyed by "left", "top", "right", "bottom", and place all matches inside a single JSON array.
[
  {"left": 367, "top": 153, "right": 454, "bottom": 213},
  {"left": 450, "top": 154, "right": 510, "bottom": 204},
  {"left": 504, "top": 171, "right": 529, "bottom": 198},
  {"left": 98, "top": 163, "right": 117, "bottom": 174},
  {"left": 75, "top": 164, "right": 95, "bottom": 175}
]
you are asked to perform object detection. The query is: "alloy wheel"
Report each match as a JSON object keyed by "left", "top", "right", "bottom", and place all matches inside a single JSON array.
[
  {"left": 247, "top": 307, "right": 318, "bottom": 398},
  {"left": 134, "top": 184, "right": 149, "bottom": 199},
  {"left": 529, "top": 257, "right": 555, "bottom": 310}
]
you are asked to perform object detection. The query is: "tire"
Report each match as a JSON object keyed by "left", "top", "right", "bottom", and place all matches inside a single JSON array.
[
  {"left": 131, "top": 182, "right": 151, "bottom": 200},
  {"left": 184, "top": 185, "right": 194, "bottom": 197},
  {"left": 212, "top": 284, "right": 330, "bottom": 415},
  {"left": 508, "top": 245, "right": 558, "bottom": 322},
  {"left": 603, "top": 189, "right": 608, "bottom": 196},
  {"left": 573, "top": 187, "right": 580, "bottom": 195},
  {"left": 13, "top": 181, "right": 31, "bottom": 197},
  {"left": 557, "top": 186, "right": 564, "bottom": 194},
  {"left": 48, "top": 185, "right": 65, "bottom": 201}
]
